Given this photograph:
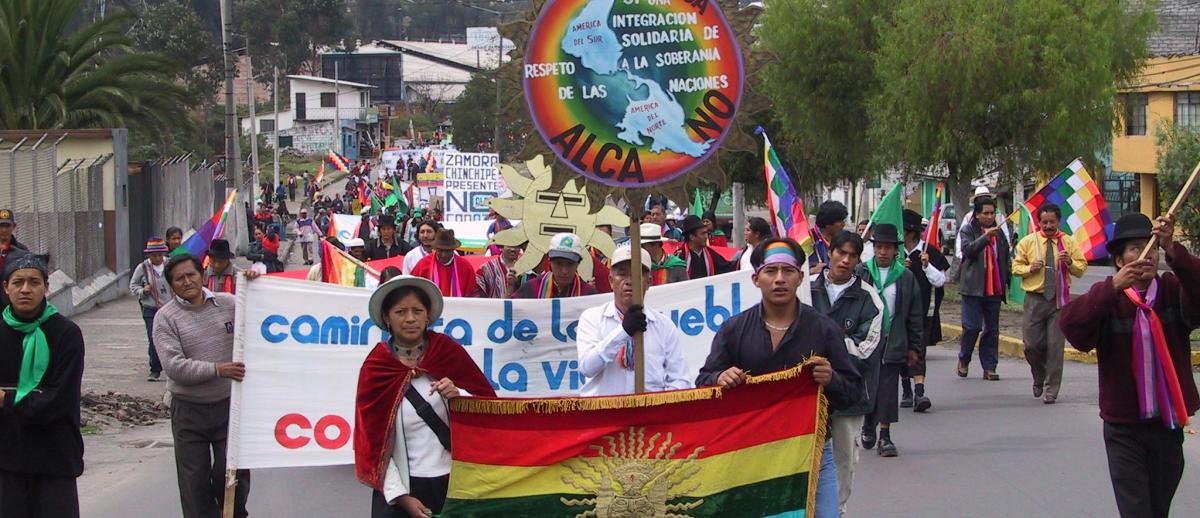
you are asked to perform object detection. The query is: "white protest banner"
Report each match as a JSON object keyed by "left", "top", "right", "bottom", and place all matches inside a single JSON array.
[
  {"left": 328, "top": 214, "right": 362, "bottom": 242},
  {"left": 229, "top": 269, "right": 792, "bottom": 470},
  {"left": 442, "top": 151, "right": 505, "bottom": 224}
]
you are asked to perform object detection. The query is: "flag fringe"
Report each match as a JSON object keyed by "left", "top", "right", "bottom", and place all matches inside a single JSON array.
[{"left": 452, "top": 362, "right": 818, "bottom": 415}]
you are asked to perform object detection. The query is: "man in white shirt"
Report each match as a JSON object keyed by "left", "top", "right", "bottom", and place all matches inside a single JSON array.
[
  {"left": 402, "top": 220, "right": 440, "bottom": 275},
  {"left": 576, "top": 245, "right": 692, "bottom": 396}
]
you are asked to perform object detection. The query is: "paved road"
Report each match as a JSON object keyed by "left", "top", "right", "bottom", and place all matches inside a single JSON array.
[{"left": 76, "top": 340, "right": 1199, "bottom": 517}]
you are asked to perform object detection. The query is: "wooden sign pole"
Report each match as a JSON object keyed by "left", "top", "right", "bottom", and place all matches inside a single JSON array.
[
  {"left": 629, "top": 210, "right": 646, "bottom": 394},
  {"left": 1138, "top": 159, "right": 1200, "bottom": 261}
]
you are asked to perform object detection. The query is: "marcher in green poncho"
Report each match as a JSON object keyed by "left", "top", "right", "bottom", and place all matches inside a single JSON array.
[{"left": 0, "top": 252, "right": 85, "bottom": 518}]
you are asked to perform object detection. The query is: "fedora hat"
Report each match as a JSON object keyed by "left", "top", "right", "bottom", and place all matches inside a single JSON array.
[
  {"left": 207, "top": 239, "right": 234, "bottom": 260},
  {"left": 870, "top": 223, "right": 903, "bottom": 245},
  {"left": 1105, "top": 213, "right": 1153, "bottom": 257},
  {"left": 903, "top": 210, "right": 924, "bottom": 233},
  {"left": 430, "top": 229, "right": 460, "bottom": 251},
  {"left": 368, "top": 276, "right": 444, "bottom": 329},
  {"left": 638, "top": 223, "right": 664, "bottom": 243},
  {"left": 680, "top": 215, "right": 706, "bottom": 236}
]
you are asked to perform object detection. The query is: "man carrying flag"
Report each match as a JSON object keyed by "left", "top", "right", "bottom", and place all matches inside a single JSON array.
[
  {"left": 1060, "top": 213, "right": 1198, "bottom": 517},
  {"left": 900, "top": 210, "right": 949, "bottom": 412},
  {"left": 957, "top": 196, "right": 1010, "bottom": 381},
  {"left": 810, "top": 200, "right": 849, "bottom": 275},
  {"left": 1012, "top": 203, "right": 1087, "bottom": 404}
]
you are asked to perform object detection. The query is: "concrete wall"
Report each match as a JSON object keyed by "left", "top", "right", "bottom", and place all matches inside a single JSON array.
[
  {"left": 278, "top": 121, "right": 338, "bottom": 155},
  {"left": 241, "top": 109, "right": 296, "bottom": 136}
]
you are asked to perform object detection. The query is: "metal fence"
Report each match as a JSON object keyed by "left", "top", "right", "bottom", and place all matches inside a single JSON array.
[
  {"left": 0, "top": 143, "right": 107, "bottom": 281},
  {"left": 127, "top": 156, "right": 223, "bottom": 270}
]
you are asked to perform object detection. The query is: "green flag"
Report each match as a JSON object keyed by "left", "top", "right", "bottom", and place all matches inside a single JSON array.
[
  {"left": 869, "top": 183, "right": 905, "bottom": 233},
  {"left": 692, "top": 188, "right": 706, "bottom": 214},
  {"left": 390, "top": 174, "right": 410, "bottom": 216}
]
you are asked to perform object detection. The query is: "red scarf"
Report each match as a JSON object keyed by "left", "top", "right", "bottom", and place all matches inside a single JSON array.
[
  {"left": 206, "top": 273, "right": 236, "bottom": 294},
  {"left": 353, "top": 332, "right": 496, "bottom": 492},
  {"left": 430, "top": 256, "right": 464, "bottom": 297},
  {"left": 983, "top": 234, "right": 1003, "bottom": 297},
  {"left": 682, "top": 243, "right": 715, "bottom": 277}
]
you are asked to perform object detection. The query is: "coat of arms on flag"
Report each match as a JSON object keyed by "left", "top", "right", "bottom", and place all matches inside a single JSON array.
[{"left": 443, "top": 363, "right": 828, "bottom": 517}]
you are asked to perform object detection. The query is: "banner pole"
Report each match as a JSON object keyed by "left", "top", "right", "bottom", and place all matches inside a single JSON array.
[
  {"left": 1138, "top": 159, "right": 1200, "bottom": 261},
  {"left": 222, "top": 273, "right": 249, "bottom": 518},
  {"left": 630, "top": 210, "right": 646, "bottom": 394}
]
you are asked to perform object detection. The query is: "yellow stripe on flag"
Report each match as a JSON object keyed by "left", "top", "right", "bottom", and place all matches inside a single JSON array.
[{"left": 448, "top": 434, "right": 814, "bottom": 501}]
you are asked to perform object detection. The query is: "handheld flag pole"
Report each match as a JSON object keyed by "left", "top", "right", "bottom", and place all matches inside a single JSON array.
[{"left": 1139, "top": 159, "right": 1200, "bottom": 260}]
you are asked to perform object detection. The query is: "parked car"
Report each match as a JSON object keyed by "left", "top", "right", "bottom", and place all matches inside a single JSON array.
[{"left": 939, "top": 203, "right": 958, "bottom": 255}]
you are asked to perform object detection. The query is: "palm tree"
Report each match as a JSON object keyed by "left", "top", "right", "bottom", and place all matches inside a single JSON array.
[{"left": 0, "top": 0, "right": 189, "bottom": 130}]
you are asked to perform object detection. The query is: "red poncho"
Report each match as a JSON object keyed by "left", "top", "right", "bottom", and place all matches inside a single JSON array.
[{"left": 353, "top": 332, "right": 496, "bottom": 492}]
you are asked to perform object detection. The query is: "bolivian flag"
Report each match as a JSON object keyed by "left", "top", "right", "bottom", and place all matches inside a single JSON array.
[{"left": 444, "top": 363, "right": 827, "bottom": 517}]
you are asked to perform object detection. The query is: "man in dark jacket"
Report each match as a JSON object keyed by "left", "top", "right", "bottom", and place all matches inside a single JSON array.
[
  {"left": 810, "top": 231, "right": 882, "bottom": 515},
  {"left": 901, "top": 210, "right": 950, "bottom": 411},
  {"left": 856, "top": 224, "right": 923, "bottom": 458},
  {"left": 956, "top": 197, "right": 1010, "bottom": 380},
  {"left": 0, "top": 253, "right": 85, "bottom": 518},
  {"left": 697, "top": 237, "right": 861, "bottom": 518},
  {"left": 0, "top": 209, "right": 30, "bottom": 309},
  {"left": 675, "top": 215, "right": 734, "bottom": 279},
  {"left": 366, "top": 218, "right": 410, "bottom": 260},
  {"left": 1060, "top": 213, "right": 1198, "bottom": 518}
]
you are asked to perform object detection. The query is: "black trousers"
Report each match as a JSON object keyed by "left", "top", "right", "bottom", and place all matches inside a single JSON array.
[
  {"left": 0, "top": 470, "right": 78, "bottom": 518},
  {"left": 171, "top": 398, "right": 250, "bottom": 518},
  {"left": 371, "top": 475, "right": 450, "bottom": 518},
  {"left": 1103, "top": 422, "right": 1185, "bottom": 518},
  {"left": 864, "top": 362, "right": 902, "bottom": 428}
]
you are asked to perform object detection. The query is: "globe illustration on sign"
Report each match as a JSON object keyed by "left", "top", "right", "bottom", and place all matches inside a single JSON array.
[{"left": 523, "top": 0, "right": 744, "bottom": 187}]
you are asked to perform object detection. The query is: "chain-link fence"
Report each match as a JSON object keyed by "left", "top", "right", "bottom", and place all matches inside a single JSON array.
[{"left": 0, "top": 144, "right": 107, "bottom": 281}]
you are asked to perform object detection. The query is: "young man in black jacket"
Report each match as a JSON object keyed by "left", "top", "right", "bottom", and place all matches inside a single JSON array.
[
  {"left": 0, "top": 253, "right": 85, "bottom": 518},
  {"left": 900, "top": 210, "right": 950, "bottom": 412},
  {"left": 856, "top": 224, "right": 924, "bottom": 458},
  {"left": 811, "top": 231, "right": 883, "bottom": 515}
]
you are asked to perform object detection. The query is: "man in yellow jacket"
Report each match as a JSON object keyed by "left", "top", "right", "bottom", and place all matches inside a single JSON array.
[{"left": 1011, "top": 203, "right": 1088, "bottom": 404}]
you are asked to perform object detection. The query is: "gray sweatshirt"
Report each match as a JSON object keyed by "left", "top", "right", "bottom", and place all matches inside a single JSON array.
[
  {"left": 129, "top": 259, "right": 170, "bottom": 310},
  {"left": 152, "top": 290, "right": 238, "bottom": 403}
]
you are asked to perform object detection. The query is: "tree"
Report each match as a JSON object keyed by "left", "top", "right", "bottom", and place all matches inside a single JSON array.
[
  {"left": 451, "top": 70, "right": 523, "bottom": 157},
  {"left": 238, "top": 0, "right": 354, "bottom": 84},
  {"left": 869, "top": 0, "right": 1155, "bottom": 215},
  {"left": 758, "top": 0, "right": 890, "bottom": 190},
  {"left": 759, "top": 0, "right": 1156, "bottom": 216},
  {"left": 0, "top": 0, "right": 189, "bottom": 131},
  {"left": 129, "top": 0, "right": 223, "bottom": 103},
  {"left": 1155, "top": 123, "right": 1200, "bottom": 244}
]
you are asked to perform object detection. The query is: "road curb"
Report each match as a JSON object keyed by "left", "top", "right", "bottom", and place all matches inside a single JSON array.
[{"left": 939, "top": 324, "right": 1200, "bottom": 367}]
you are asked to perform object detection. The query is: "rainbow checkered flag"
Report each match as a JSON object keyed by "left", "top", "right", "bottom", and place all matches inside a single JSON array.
[
  {"left": 1020, "top": 159, "right": 1115, "bottom": 261},
  {"left": 757, "top": 128, "right": 813, "bottom": 254}
]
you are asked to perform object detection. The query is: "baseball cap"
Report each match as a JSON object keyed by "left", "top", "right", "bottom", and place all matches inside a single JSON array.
[
  {"left": 0, "top": 209, "right": 14, "bottom": 225},
  {"left": 547, "top": 233, "right": 584, "bottom": 263}
]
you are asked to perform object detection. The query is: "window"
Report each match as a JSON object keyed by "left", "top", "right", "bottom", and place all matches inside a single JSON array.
[
  {"left": 360, "top": 91, "right": 367, "bottom": 107},
  {"left": 320, "top": 92, "right": 336, "bottom": 107},
  {"left": 1176, "top": 92, "right": 1200, "bottom": 129},
  {"left": 259, "top": 119, "right": 275, "bottom": 132},
  {"left": 1103, "top": 172, "right": 1141, "bottom": 221},
  {"left": 1124, "top": 93, "right": 1147, "bottom": 136}
]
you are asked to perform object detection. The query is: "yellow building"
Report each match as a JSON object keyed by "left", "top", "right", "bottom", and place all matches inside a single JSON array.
[{"left": 1111, "top": 2, "right": 1200, "bottom": 219}]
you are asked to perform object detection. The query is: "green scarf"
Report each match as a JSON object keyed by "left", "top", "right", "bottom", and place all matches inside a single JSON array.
[
  {"left": 4, "top": 302, "right": 58, "bottom": 403},
  {"left": 865, "top": 258, "right": 904, "bottom": 331}
]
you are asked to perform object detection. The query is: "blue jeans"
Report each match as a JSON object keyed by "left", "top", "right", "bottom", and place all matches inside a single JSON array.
[
  {"left": 958, "top": 295, "right": 1001, "bottom": 371},
  {"left": 142, "top": 306, "right": 162, "bottom": 374},
  {"left": 815, "top": 438, "right": 839, "bottom": 517}
]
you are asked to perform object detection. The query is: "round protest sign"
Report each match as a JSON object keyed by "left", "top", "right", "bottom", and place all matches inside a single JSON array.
[{"left": 523, "top": 0, "right": 744, "bottom": 187}]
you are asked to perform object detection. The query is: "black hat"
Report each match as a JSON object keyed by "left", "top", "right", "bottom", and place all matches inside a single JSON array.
[
  {"left": 378, "top": 218, "right": 396, "bottom": 228},
  {"left": 870, "top": 223, "right": 902, "bottom": 245},
  {"left": 1105, "top": 213, "right": 1153, "bottom": 257},
  {"left": 903, "top": 210, "right": 923, "bottom": 233},
  {"left": 680, "top": 215, "right": 706, "bottom": 236},
  {"left": 207, "top": 239, "right": 234, "bottom": 260},
  {"left": 3, "top": 251, "right": 45, "bottom": 281}
]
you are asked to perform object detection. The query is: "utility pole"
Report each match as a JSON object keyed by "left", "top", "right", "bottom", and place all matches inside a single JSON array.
[
  {"left": 247, "top": 37, "right": 260, "bottom": 195},
  {"left": 273, "top": 65, "right": 280, "bottom": 190},
  {"left": 335, "top": 61, "right": 342, "bottom": 156},
  {"left": 220, "top": 0, "right": 246, "bottom": 253},
  {"left": 494, "top": 25, "right": 501, "bottom": 153}
]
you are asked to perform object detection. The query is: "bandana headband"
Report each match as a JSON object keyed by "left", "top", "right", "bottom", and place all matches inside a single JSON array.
[{"left": 756, "top": 242, "right": 800, "bottom": 273}]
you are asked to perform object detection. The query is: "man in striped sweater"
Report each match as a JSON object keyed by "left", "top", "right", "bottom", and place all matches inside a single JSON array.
[{"left": 153, "top": 254, "right": 250, "bottom": 518}]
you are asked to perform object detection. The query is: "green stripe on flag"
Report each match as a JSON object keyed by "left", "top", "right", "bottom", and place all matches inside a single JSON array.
[{"left": 443, "top": 472, "right": 809, "bottom": 518}]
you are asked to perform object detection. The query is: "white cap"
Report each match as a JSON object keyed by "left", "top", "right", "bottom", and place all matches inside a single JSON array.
[
  {"left": 973, "top": 185, "right": 991, "bottom": 198},
  {"left": 610, "top": 245, "right": 651, "bottom": 269},
  {"left": 547, "top": 233, "right": 584, "bottom": 263},
  {"left": 639, "top": 223, "right": 664, "bottom": 243},
  {"left": 344, "top": 237, "right": 365, "bottom": 248}
]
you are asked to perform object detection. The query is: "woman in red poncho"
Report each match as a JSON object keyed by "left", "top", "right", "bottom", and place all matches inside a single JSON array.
[{"left": 354, "top": 276, "right": 496, "bottom": 517}]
